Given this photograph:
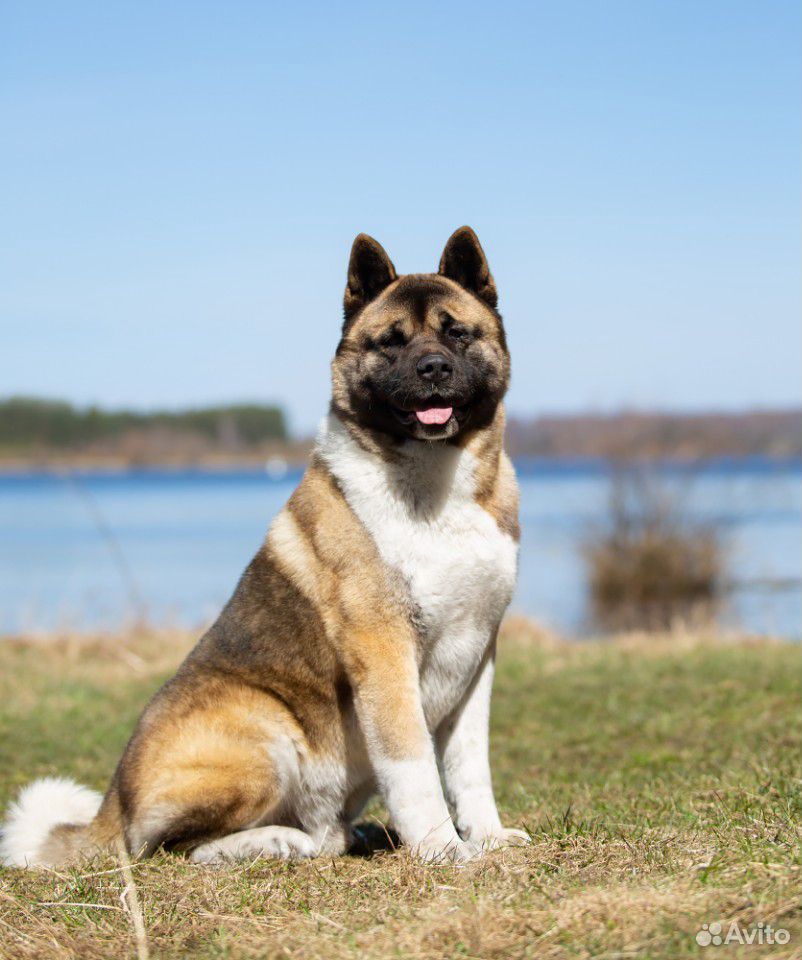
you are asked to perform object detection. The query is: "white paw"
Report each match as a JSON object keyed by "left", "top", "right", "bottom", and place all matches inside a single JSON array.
[
  {"left": 468, "top": 827, "right": 531, "bottom": 851},
  {"left": 411, "top": 837, "right": 482, "bottom": 864},
  {"left": 190, "top": 826, "right": 318, "bottom": 864}
]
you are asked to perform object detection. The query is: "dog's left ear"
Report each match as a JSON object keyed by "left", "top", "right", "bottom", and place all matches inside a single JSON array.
[
  {"left": 439, "top": 226, "right": 497, "bottom": 309},
  {"left": 344, "top": 234, "right": 397, "bottom": 323}
]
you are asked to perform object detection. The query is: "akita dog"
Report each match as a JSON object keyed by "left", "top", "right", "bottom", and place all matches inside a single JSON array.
[{"left": 1, "top": 227, "right": 526, "bottom": 867}]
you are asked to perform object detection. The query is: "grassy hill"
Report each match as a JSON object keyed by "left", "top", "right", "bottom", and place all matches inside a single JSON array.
[{"left": 0, "top": 619, "right": 798, "bottom": 959}]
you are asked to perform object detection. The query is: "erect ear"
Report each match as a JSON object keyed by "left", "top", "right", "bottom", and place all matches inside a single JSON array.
[
  {"left": 438, "top": 226, "right": 497, "bottom": 309},
  {"left": 343, "top": 234, "right": 397, "bottom": 323}
]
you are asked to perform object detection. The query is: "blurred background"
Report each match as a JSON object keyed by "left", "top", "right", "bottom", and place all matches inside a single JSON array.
[{"left": 2, "top": 1, "right": 799, "bottom": 638}]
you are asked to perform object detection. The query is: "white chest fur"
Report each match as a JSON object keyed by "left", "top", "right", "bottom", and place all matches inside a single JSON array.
[{"left": 318, "top": 416, "right": 518, "bottom": 726}]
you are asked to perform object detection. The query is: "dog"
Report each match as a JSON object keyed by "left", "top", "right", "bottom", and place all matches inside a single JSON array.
[{"left": 1, "top": 226, "right": 526, "bottom": 867}]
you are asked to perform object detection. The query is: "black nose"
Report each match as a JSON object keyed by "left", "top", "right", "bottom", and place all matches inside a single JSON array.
[{"left": 416, "top": 352, "right": 453, "bottom": 383}]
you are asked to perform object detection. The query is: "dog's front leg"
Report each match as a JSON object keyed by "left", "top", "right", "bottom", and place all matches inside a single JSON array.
[
  {"left": 350, "top": 640, "right": 474, "bottom": 863},
  {"left": 437, "top": 644, "right": 529, "bottom": 850}
]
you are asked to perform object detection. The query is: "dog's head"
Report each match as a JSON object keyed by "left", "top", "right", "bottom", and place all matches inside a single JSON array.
[{"left": 331, "top": 227, "right": 509, "bottom": 442}]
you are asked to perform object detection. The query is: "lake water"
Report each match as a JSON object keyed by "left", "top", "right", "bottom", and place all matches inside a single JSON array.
[{"left": 0, "top": 460, "right": 799, "bottom": 638}]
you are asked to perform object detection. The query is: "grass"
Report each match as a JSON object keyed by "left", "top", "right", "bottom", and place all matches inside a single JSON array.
[{"left": 0, "top": 619, "right": 799, "bottom": 959}]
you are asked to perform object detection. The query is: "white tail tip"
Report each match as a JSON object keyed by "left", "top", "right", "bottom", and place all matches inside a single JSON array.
[{"left": 0, "top": 777, "right": 102, "bottom": 867}]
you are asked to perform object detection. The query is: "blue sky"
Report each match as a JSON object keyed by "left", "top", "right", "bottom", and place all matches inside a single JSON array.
[{"left": 2, "top": 1, "right": 799, "bottom": 433}]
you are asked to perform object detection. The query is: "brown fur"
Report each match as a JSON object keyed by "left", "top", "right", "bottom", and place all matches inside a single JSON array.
[{"left": 29, "top": 227, "right": 516, "bottom": 866}]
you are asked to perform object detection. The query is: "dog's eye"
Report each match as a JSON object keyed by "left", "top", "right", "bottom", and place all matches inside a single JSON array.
[
  {"left": 447, "top": 325, "right": 472, "bottom": 344},
  {"left": 378, "top": 329, "right": 407, "bottom": 349}
]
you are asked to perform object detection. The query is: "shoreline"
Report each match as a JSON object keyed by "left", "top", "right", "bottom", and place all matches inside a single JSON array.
[
  {"left": 0, "top": 616, "right": 792, "bottom": 648},
  {"left": 0, "top": 451, "right": 800, "bottom": 477},
  {"left": 4, "top": 617, "right": 798, "bottom": 646}
]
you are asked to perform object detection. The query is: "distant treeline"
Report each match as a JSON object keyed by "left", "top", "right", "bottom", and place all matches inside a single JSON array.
[
  {"left": 506, "top": 409, "right": 802, "bottom": 461},
  {"left": 1, "top": 397, "right": 799, "bottom": 466},
  {"left": 0, "top": 397, "right": 287, "bottom": 451}
]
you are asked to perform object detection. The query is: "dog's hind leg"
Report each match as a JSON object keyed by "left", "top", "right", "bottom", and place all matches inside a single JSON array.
[
  {"left": 117, "top": 680, "right": 310, "bottom": 860},
  {"left": 189, "top": 825, "right": 317, "bottom": 863}
]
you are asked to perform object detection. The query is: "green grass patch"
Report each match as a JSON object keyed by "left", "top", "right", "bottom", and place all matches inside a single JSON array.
[{"left": 0, "top": 626, "right": 799, "bottom": 959}]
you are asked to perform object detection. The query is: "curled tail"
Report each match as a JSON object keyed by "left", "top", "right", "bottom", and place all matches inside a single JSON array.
[{"left": 1, "top": 777, "right": 103, "bottom": 868}]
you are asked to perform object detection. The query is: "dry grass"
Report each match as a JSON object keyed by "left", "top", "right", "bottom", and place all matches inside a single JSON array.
[
  {"left": 0, "top": 620, "right": 799, "bottom": 959},
  {"left": 585, "top": 469, "right": 724, "bottom": 631}
]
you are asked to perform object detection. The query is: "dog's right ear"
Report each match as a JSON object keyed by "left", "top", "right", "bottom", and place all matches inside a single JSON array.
[{"left": 343, "top": 234, "right": 397, "bottom": 324}]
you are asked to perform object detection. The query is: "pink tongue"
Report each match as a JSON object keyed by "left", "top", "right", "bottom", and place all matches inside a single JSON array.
[{"left": 415, "top": 406, "right": 453, "bottom": 426}]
